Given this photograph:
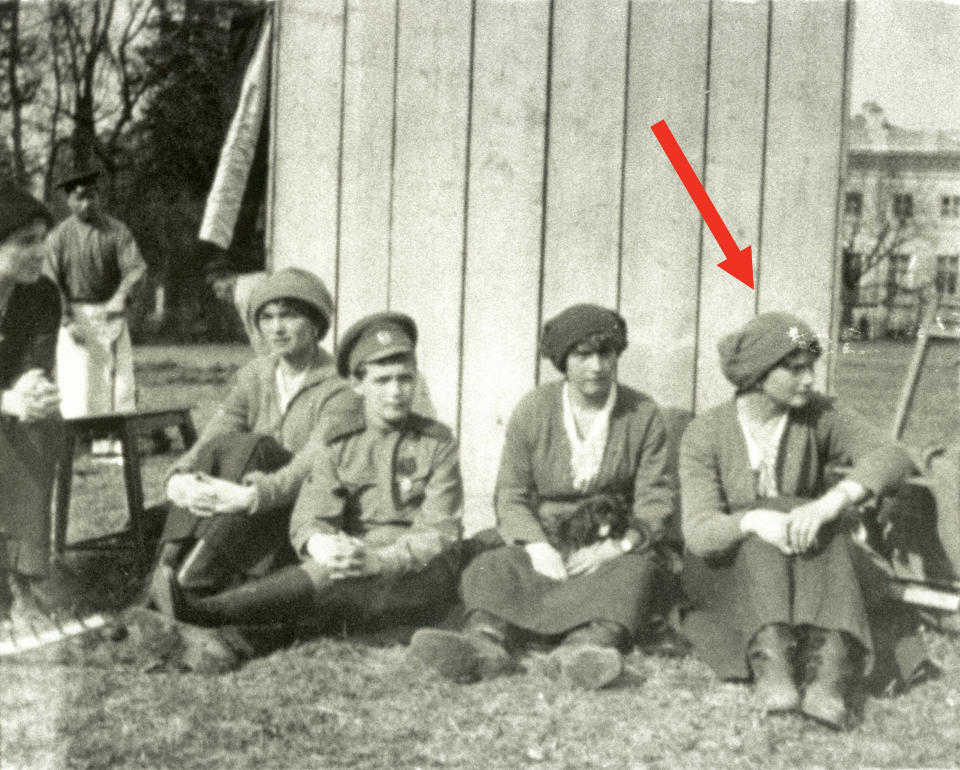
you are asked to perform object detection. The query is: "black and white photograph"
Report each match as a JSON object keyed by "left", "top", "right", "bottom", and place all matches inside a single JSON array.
[{"left": 2, "top": 0, "right": 960, "bottom": 767}]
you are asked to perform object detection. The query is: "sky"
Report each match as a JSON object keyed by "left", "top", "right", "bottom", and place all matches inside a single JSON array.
[{"left": 851, "top": 0, "right": 960, "bottom": 130}]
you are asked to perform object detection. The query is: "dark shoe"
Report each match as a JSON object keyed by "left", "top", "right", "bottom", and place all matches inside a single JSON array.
[
  {"left": 462, "top": 610, "right": 519, "bottom": 679},
  {"left": 549, "top": 644, "right": 623, "bottom": 690},
  {"left": 125, "top": 606, "right": 242, "bottom": 675},
  {"left": 407, "top": 629, "right": 484, "bottom": 682},
  {"left": 548, "top": 621, "right": 627, "bottom": 690},
  {"left": 748, "top": 623, "right": 801, "bottom": 714},
  {"left": 407, "top": 626, "right": 517, "bottom": 683},
  {"left": 801, "top": 629, "right": 859, "bottom": 729}
]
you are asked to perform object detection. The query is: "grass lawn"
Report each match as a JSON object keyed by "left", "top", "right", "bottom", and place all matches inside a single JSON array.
[{"left": 1, "top": 341, "right": 959, "bottom": 770}]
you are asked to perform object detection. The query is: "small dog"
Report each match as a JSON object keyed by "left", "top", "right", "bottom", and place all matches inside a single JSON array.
[{"left": 553, "top": 494, "right": 632, "bottom": 558}]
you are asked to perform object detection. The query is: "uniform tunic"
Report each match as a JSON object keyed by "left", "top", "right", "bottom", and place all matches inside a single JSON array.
[
  {"left": 45, "top": 214, "right": 146, "bottom": 416},
  {"left": 290, "top": 409, "right": 463, "bottom": 617},
  {"left": 679, "top": 394, "right": 926, "bottom": 687},
  {"left": 0, "top": 277, "right": 62, "bottom": 576},
  {"left": 461, "top": 381, "right": 676, "bottom": 636}
]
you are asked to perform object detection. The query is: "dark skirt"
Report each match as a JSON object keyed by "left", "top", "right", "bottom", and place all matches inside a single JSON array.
[
  {"left": 680, "top": 530, "right": 927, "bottom": 690},
  {"left": 160, "top": 432, "right": 295, "bottom": 577},
  {"left": 0, "top": 416, "right": 62, "bottom": 577},
  {"left": 461, "top": 544, "right": 662, "bottom": 636}
]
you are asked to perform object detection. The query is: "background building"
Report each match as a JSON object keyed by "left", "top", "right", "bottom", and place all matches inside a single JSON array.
[{"left": 843, "top": 102, "right": 960, "bottom": 338}]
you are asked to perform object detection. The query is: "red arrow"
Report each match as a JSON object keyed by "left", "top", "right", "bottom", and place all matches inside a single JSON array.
[{"left": 650, "top": 120, "right": 754, "bottom": 289}]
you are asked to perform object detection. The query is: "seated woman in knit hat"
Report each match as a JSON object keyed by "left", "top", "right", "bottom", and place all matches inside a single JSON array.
[
  {"left": 0, "top": 188, "right": 63, "bottom": 628},
  {"left": 679, "top": 312, "right": 928, "bottom": 729},
  {"left": 150, "top": 268, "right": 356, "bottom": 617},
  {"left": 409, "top": 303, "right": 677, "bottom": 689}
]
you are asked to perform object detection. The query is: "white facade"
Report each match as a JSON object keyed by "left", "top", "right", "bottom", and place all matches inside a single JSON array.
[{"left": 843, "top": 104, "right": 960, "bottom": 338}]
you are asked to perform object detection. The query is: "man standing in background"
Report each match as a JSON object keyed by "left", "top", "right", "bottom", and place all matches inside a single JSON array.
[{"left": 45, "top": 169, "right": 146, "bottom": 451}]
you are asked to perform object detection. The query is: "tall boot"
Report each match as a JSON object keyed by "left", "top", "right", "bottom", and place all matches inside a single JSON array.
[
  {"left": 549, "top": 621, "right": 627, "bottom": 690},
  {"left": 747, "top": 623, "right": 801, "bottom": 714},
  {"left": 176, "top": 539, "right": 237, "bottom": 594},
  {"left": 152, "top": 563, "right": 317, "bottom": 626},
  {"left": 407, "top": 610, "right": 518, "bottom": 683},
  {"left": 801, "top": 628, "right": 861, "bottom": 729}
]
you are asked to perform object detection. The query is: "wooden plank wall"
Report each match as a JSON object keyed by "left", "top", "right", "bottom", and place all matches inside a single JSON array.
[{"left": 270, "top": 0, "right": 852, "bottom": 531}]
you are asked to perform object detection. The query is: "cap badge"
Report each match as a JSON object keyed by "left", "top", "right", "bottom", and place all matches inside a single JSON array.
[{"left": 377, "top": 330, "right": 392, "bottom": 346}]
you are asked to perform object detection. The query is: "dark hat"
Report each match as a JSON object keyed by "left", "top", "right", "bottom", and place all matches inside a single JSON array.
[
  {"left": 56, "top": 167, "right": 101, "bottom": 192},
  {"left": 718, "top": 312, "right": 822, "bottom": 391},
  {"left": 540, "top": 303, "right": 627, "bottom": 373},
  {"left": 248, "top": 268, "right": 335, "bottom": 340},
  {"left": 0, "top": 186, "right": 53, "bottom": 244},
  {"left": 337, "top": 311, "right": 417, "bottom": 378}
]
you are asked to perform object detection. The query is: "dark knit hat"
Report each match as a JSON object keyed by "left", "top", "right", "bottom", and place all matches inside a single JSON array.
[
  {"left": 0, "top": 186, "right": 53, "bottom": 244},
  {"left": 540, "top": 304, "right": 627, "bottom": 373},
  {"left": 718, "top": 312, "right": 822, "bottom": 392},
  {"left": 249, "top": 268, "right": 335, "bottom": 340},
  {"left": 337, "top": 312, "right": 417, "bottom": 378}
]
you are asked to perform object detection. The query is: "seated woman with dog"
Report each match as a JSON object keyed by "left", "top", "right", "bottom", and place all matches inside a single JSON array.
[
  {"left": 410, "top": 303, "right": 676, "bottom": 688},
  {"left": 679, "top": 312, "right": 927, "bottom": 729}
]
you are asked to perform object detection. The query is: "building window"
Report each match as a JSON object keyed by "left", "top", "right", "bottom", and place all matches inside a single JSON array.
[
  {"left": 936, "top": 255, "right": 959, "bottom": 295},
  {"left": 888, "top": 253, "right": 911, "bottom": 289},
  {"left": 942, "top": 195, "right": 960, "bottom": 218},
  {"left": 845, "top": 192, "right": 863, "bottom": 217},
  {"left": 892, "top": 193, "right": 914, "bottom": 221}
]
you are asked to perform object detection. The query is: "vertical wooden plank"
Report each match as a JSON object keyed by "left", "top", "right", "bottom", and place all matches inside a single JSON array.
[
  {"left": 694, "top": 0, "right": 770, "bottom": 410},
  {"left": 270, "top": 0, "right": 344, "bottom": 288},
  {"left": 758, "top": 0, "right": 851, "bottom": 391},
  {"left": 389, "top": 0, "right": 472, "bottom": 429},
  {"left": 540, "top": 0, "right": 629, "bottom": 332},
  {"left": 619, "top": 0, "right": 710, "bottom": 410},
  {"left": 336, "top": 0, "right": 397, "bottom": 334},
  {"left": 460, "top": 0, "right": 550, "bottom": 532}
]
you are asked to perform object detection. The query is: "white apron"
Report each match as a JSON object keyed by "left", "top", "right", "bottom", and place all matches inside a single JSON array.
[{"left": 56, "top": 303, "right": 136, "bottom": 418}]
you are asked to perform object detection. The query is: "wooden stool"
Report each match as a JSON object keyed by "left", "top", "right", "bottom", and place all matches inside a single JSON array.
[{"left": 53, "top": 408, "right": 197, "bottom": 574}]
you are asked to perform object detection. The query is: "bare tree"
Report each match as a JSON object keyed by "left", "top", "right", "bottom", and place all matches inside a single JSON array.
[
  {"left": 0, "top": 0, "right": 45, "bottom": 185},
  {"left": 841, "top": 164, "right": 938, "bottom": 336},
  {"left": 46, "top": 0, "right": 155, "bottom": 173},
  {"left": 2, "top": 0, "right": 157, "bottom": 196}
]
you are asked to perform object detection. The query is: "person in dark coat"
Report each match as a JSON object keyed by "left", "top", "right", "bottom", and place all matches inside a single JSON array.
[
  {"left": 410, "top": 304, "right": 676, "bottom": 689},
  {"left": 0, "top": 187, "right": 63, "bottom": 625},
  {"left": 679, "top": 311, "right": 927, "bottom": 729}
]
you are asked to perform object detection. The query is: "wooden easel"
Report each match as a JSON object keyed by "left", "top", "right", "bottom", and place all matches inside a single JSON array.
[{"left": 891, "top": 303, "right": 960, "bottom": 441}]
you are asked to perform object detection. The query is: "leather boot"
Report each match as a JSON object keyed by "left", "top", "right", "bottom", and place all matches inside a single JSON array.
[
  {"left": 801, "top": 628, "right": 860, "bottom": 729},
  {"left": 549, "top": 621, "right": 626, "bottom": 690},
  {"left": 153, "top": 564, "right": 318, "bottom": 626},
  {"left": 747, "top": 623, "right": 801, "bottom": 714},
  {"left": 176, "top": 539, "right": 235, "bottom": 594},
  {"left": 407, "top": 610, "right": 517, "bottom": 683}
]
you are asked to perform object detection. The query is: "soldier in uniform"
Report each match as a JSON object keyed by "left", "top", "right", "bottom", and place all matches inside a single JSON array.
[
  {"left": 149, "top": 311, "right": 463, "bottom": 645},
  {"left": 45, "top": 169, "right": 146, "bottom": 436}
]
